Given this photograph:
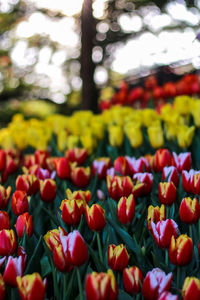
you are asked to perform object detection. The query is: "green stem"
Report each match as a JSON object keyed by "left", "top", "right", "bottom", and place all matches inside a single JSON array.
[
  {"left": 198, "top": 220, "right": 200, "bottom": 240},
  {"left": 176, "top": 266, "right": 181, "bottom": 289},
  {"left": 165, "top": 250, "right": 168, "bottom": 267},
  {"left": 96, "top": 232, "right": 103, "bottom": 263},
  {"left": 63, "top": 273, "right": 67, "bottom": 300},
  {"left": 189, "top": 225, "right": 193, "bottom": 240},
  {"left": 76, "top": 268, "right": 83, "bottom": 300}
]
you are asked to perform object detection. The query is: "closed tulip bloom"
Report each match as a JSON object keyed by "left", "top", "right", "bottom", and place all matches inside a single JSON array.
[
  {"left": 151, "top": 219, "right": 178, "bottom": 248},
  {"left": 182, "top": 169, "right": 195, "bottom": 193},
  {"left": 114, "top": 156, "right": 131, "bottom": 176},
  {"left": 142, "top": 268, "right": 173, "bottom": 300},
  {"left": 16, "top": 175, "right": 31, "bottom": 195},
  {"left": 0, "top": 150, "right": 6, "bottom": 172},
  {"left": 108, "top": 244, "right": 129, "bottom": 271},
  {"left": 65, "top": 147, "right": 87, "bottom": 165},
  {"left": 169, "top": 234, "right": 193, "bottom": 266},
  {"left": 192, "top": 173, "right": 200, "bottom": 195},
  {"left": 39, "top": 179, "right": 56, "bottom": 202},
  {"left": 17, "top": 273, "right": 47, "bottom": 300},
  {"left": 86, "top": 204, "right": 106, "bottom": 231},
  {"left": 60, "top": 199, "right": 85, "bottom": 226},
  {"left": 126, "top": 157, "right": 150, "bottom": 175},
  {"left": 133, "top": 173, "right": 153, "bottom": 196},
  {"left": 0, "top": 274, "right": 5, "bottom": 300},
  {"left": 179, "top": 197, "right": 200, "bottom": 224},
  {"left": 34, "top": 149, "right": 50, "bottom": 168},
  {"left": 162, "top": 166, "right": 179, "bottom": 187},
  {"left": 158, "top": 291, "right": 179, "bottom": 300},
  {"left": 159, "top": 182, "right": 176, "bottom": 206},
  {"left": 123, "top": 266, "right": 143, "bottom": 294},
  {"left": 53, "top": 243, "right": 72, "bottom": 272},
  {"left": 55, "top": 157, "right": 71, "bottom": 179},
  {"left": 3, "top": 256, "right": 24, "bottom": 286},
  {"left": 148, "top": 125, "right": 164, "bottom": 149},
  {"left": 0, "top": 186, "right": 11, "bottom": 209},
  {"left": 0, "top": 211, "right": 10, "bottom": 230},
  {"left": 11, "top": 190, "right": 29, "bottom": 216},
  {"left": 147, "top": 205, "right": 166, "bottom": 231},
  {"left": 117, "top": 195, "right": 135, "bottom": 225},
  {"left": 71, "top": 166, "right": 91, "bottom": 188},
  {"left": 15, "top": 212, "right": 33, "bottom": 238},
  {"left": 107, "top": 175, "right": 133, "bottom": 201},
  {"left": 92, "top": 157, "right": 111, "bottom": 179},
  {"left": 66, "top": 230, "right": 88, "bottom": 266},
  {"left": 153, "top": 149, "right": 172, "bottom": 172},
  {"left": 66, "top": 188, "right": 91, "bottom": 204},
  {"left": 85, "top": 269, "right": 118, "bottom": 300},
  {"left": 44, "top": 228, "right": 66, "bottom": 251},
  {"left": 182, "top": 277, "right": 200, "bottom": 300},
  {"left": 172, "top": 152, "right": 191, "bottom": 173},
  {"left": 0, "top": 229, "right": 17, "bottom": 256},
  {"left": 108, "top": 125, "right": 123, "bottom": 147}
]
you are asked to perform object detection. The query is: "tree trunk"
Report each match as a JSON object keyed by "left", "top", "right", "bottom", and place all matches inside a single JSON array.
[{"left": 80, "top": 0, "right": 98, "bottom": 112}]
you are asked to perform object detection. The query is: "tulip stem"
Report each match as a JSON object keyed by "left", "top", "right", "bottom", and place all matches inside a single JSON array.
[
  {"left": 165, "top": 250, "right": 168, "bottom": 267},
  {"left": 76, "top": 268, "right": 83, "bottom": 300},
  {"left": 189, "top": 225, "right": 193, "bottom": 240},
  {"left": 176, "top": 266, "right": 181, "bottom": 289},
  {"left": 96, "top": 232, "right": 103, "bottom": 263}
]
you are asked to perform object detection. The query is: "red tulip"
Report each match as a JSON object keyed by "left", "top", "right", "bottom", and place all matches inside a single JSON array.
[
  {"left": 151, "top": 219, "right": 178, "bottom": 248},
  {"left": 0, "top": 150, "right": 6, "bottom": 172},
  {"left": 0, "top": 211, "right": 9, "bottom": 230},
  {"left": 66, "top": 230, "right": 88, "bottom": 266},
  {"left": 126, "top": 156, "right": 150, "bottom": 175},
  {"left": 0, "top": 274, "right": 5, "bottom": 300},
  {"left": 108, "top": 244, "right": 129, "bottom": 271},
  {"left": 60, "top": 199, "right": 85, "bottom": 226},
  {"left": 179, "top": 197, "right": 200, "bottom": 224},
  {"left": 113, "top": 156, "right": 131, "bottom": 176},
  {"left": 55, "top": 157, "right": 71, "bottom": 179},
  {"left": 0, "top": 186, "right": 11, "bottom": 209},
  {"left": 123, "top": 266, "right": 143, "bottom": 294},
  {"left": 158, "top": 291, "right": 179, "bottom": 300},
  {"left": 107, "top": 175, "right": 133, "bottom": 201},
  {"left": 17, "top": 272, "right": 47, "bottom": 300},
  {"left": 16, "top": 174, "right": 39, "bottom": 195},
  {"left": 192, "top": 173, "right": 200, "bottom": 195},
  {"left": 34, "top": 150, "right": 50, "bottom": 168},
  {"left": 182, "top": 169, "right": 195, "bottom": 193},
  {"left": 172, "top": 152, "right": 191, "bottom": 173},
  {"left": 153, "top": 149, "right": 172, "bottom": 173},
  {"left": 159, "top": 182, "right": 176, "bottom": 206},
  {"left": 85, "top": 204, "right": 106, "bottom": 231},
  {"left": 12, "top": 190, "right": 29, "bottom": 216},
  {"left": 169, "top": 234, "right": 193, "bottom": 266},
  {"left": 22, "top": 154, "right": 35, "bottom": 168},
  {"left": 182, "top": 277, "right": 200, "bottom": 300},
  {"left": 142, "top": 268, "right": 173, "bottom": 300},
  {"left": 92, "top": 157, "right": 111, "bottom": 179},
  {"left": 66, "top": 189, "right": 91, "bottom": 204},
  {"left": 15, "top": 212, "right": 33, "bottom": 238},
  {"left": 117, "top": 194, "right": 135, "bottom": 224},
  {"left": 3, "top": 256, "right": 24, "bottom": 286},
  {"left": 65, "top": 148, "right": 87, "bottom": 165},
  {"left": 133, "top": 172, "right": 153, "bottom": 195},
  {"left": 0, "top": 229, "right": 17, "bottom": 256},
  {"left": 39, "top": 179, "right": 56, "bottom": 202},
  {"left": 147, "top": 204, "right": 166, "bottom": 231},
  {"left": 85, "top": 269, "right": 118, "bottom": 300},
  {"left": 71, "top": 166, "right": 91, "bottom": 188},
  {"left": 44, "top": 227, "right": 66, "bottom": 252}
]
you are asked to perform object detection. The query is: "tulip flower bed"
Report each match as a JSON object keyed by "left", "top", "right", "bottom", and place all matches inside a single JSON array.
[{"left": 1, "top": 98, "right": 200, "bottom": 299}]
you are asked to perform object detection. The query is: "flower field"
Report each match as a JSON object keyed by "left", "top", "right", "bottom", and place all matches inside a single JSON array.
[{"left": 0, "top": 95, "right": 200, "bottom": 299}]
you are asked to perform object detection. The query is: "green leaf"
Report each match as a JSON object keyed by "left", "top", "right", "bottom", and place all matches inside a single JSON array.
[
  {"left": 87, "top": 243, "right": 107, "bottom": 272},
  {"left": 107, "top": 217, "right": 136, "bottom": 253},
  {"left": 118, "top": 289, "right": 133, "bottom": 300},
  {"left": 40, "top": 256, "right": 52, "bottom": 277},
  {"left": 25, "top": 236, "right": 43, "bottom": 274}
]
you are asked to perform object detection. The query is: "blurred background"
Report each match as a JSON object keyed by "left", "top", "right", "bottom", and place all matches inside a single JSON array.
[{"left": 0, "top": 0, "right": 200, "bottom": 119}]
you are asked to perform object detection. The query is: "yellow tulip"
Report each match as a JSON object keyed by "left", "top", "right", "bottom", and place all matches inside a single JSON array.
[
  {"left": 124, "top": 123, "right": 143, "bottom": 148},
  {"left": 177, "top": 125, "right": 195, "bottom": 148},
  {"left": 147, "top": 125, "right": 164, "bottom": 148},
  {"left": 108, "top": 125, "right": 123, "bottom": 147}
]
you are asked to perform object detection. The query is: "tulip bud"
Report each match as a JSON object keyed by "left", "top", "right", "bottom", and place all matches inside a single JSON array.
[
  {"left": 3, "top": 256, "right": 24, "bottom": 286},
  {"left": 147, "top": 205, "right": 166, "bottom": 231},
  {"left": 126, "top": 157, "right": 150, "bottom": 174},
  {"left": 0, "top": 150, "right": 6, "bottom": 172},
  {"left": 182, "top": 169, "right": 195, "bottom": 193},
  {"left": 182, "top": 277, "right": 200, "bottom": 300},
  {"left": 108, "top": 244, "right": 129, "bottom": 271},
  {"left": 92, "top": 157, "right": 111, "bottom": 179},
  {"left": 179, "top": 197, "right": 200, "bottom": 224},
  {"left": 18, "top": 246, "right": 27, "bottom": 270},
  {"left": 66, "top": 188, "right": 91, "bottom": 204},
  {"left": 0, "top": 274, "right": 5, "bottom": 300},
  {"left": 0, "top": 211, "right": 10, "bottom": 230},
  {"left": 192, "top": 173, "right": 200, "bottom": 195},
  {"left": 16, "top": 175, "right": 31, "bottom": 195},
  {"left": 60, "top": 199, "right": 85, "bottom": 226},
  {"left": 158, "top": 291, "right": 179, "bottom": 300},
  {"left": 159, "top": 182, "right": 176, "bottom": 206},
  {"left": 53, "top": 244, "right": 72, "bottom": 272},
  {"left": 66, "top": 230, "right": 88, "bottom": 266},
  {"left": 162, "top": 166, "right": 179, "bottom": 187},
  {"left": 133, "top": 172, "right": 153, "bottom": 195},
  {"left": 151, "top": 219, "right": 178, "bottom": 248},
  {"left": 107, "top": 175, "right": 133, "bottom": 201},
  {"left": 0, "top": 229, "right": 17, "bottom": 256},
  {"left": 17, "top": 272, "right": 47, "bottom": 300},
  {"left": 39, "top": 179, "right": 56, "bottom": 202},
  {"left": 85, "top": 204, "right": 106, "bottom": 231},
  {"left": 15, "top": 212, "right": 33, "bottom": 238},
  {"left": 0, "top": 186, "right": 11, "bottom": 209},
  {"left": 148, "top": 125, "right": 164, "bottom": 149},
  {"left": 22, "top": 154, "right": 35, "bottom": 168},
  {"left": 153, "top": 149, "right": 172, "bottom": 172},
  {"left": 12, "top": 190, "right": 29, "bottom": 216},
  {"left": 44, "top": 227, "right": 66, "bottom": 252},
  {"left": 34, "top": 150, "right": 50, "bottom": 168},
  {"left": 71, "top": 166, "right": 91, "bottom": 188},
  {"left": 55, "top": 157, "right": 71, "bottom": 179},
  {"left": 65, "top": 147, "right": 87, "bottom": 165},
  {"left": 169, "top": 234, "right": 193, "bottom": 266},
  {"left": 85, "top": 269, "right": 118, "bottom": 300},
  {"left": 142, "top": 268, "right": 173, "bottom": 300},
  {"left": 117, "top": 194, "right": 135, "bottom": 225},
  {"left": 123, "top": 266, "right": 143, "bottom": 294},
  {"left": 172, "top": 152, "right": 191, "bottom": 173},
  {"left": 113, "top": 156, "right": 131, "bottom": 176}
]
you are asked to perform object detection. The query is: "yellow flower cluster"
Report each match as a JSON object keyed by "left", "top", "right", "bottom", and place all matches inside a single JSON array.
[{"left": 0, "top": 95, "right": 198, "bottom": 152}]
